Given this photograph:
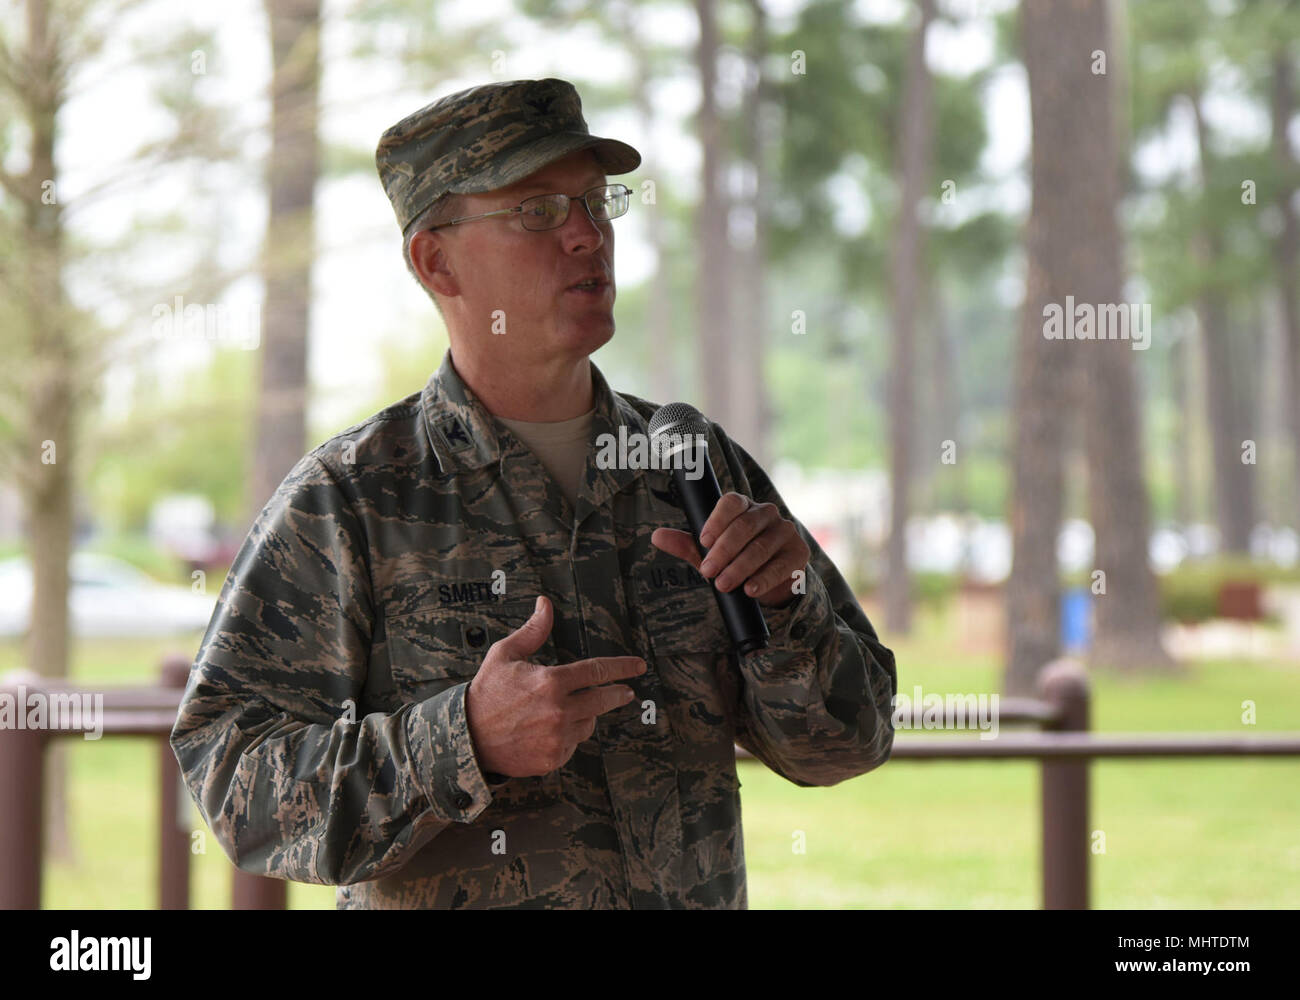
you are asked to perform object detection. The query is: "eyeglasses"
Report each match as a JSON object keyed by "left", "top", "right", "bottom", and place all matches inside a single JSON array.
[{"left": 428, "top": 183, "right": 632, "bottom": 233}]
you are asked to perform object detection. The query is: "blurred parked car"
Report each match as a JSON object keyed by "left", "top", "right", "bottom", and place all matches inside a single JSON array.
[{"left": 0, "top": 553, "right": 217, "bottom": 639}]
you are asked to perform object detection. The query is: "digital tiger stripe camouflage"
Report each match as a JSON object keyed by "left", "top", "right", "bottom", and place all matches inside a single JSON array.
[{"left": 169, "top": 349, "right": 897, "bottom": 909}]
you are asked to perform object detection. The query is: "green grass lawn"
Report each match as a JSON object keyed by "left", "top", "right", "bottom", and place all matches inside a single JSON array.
[{"left": 3, "top": 603, "right": 1297, "bottom": 909}]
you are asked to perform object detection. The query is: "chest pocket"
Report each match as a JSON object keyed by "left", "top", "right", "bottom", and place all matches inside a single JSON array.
[
  {"left": 385, "top": 597, "right": 562, "bottom": 810},
  {"left": 637, "top": 580, "right": 743, "bottom": 787},
  {"left": 386, "top": 597, "right": 561, "bottom": 689}
]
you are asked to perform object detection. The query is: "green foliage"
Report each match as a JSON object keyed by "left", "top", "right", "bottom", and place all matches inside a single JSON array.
[
  {"left": 911, "top": 569, "right": 960, "bottom": 610},
  {"left": 87, "top": 348, "right": 255, "bottom": 532},
  {"left": 767, "top": 347, "right": 883, "bottom": 468},
  {"left": 1157, "top": 557, "right": 1300, "bottom": 623},
  {"left": 924, "top": 452, "right": 1008, "bottom": 519},
  {"left": 768, "top": 0, "right": 991, "bottom": 270},
  {"left": 324, "top": 329, "right": 451, "bottom": 439},
  {"left": 757, "top": 0, "right": 1021, "bottom": 489},
  {"left": 88, "top": 534, "right": 191, "bottom": 586},
  {"left": 1160, "top": 567, "right": 1224, "bottom": 624},
  {"left": 851, "top": 570, "right": 962, "bottom": 610}
]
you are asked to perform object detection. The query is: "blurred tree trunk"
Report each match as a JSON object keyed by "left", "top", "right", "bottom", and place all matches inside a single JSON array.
[
  {"left": 929, "top": 287, "right": 966, "bottom": 516},
  {"left": 883, "top": 0, "right": 934, "bottom": 635},
  {"left": 1190, "top": 94, "right": 1255, "bottom": 553},
  {"left": 1171, "top": 334, "right": 1195, "bottom": 525},
  {"left": 1076, "top": 0, "right": 1173, "bottom": 672},
  {"left": 619, "top": 4, "right": 678, "bottom": 407},
  {"left": 1272, "top": 46, "right": 1300, "bottom": 526},
  {"left": 6, "top": 0, "right": 76, "bottom": 862},
  {"left": 250, "top": 0, "right": 320, "bottom": 522},
  {"left": 1006, "top": 0, "right": 1075, "bottom": 695},
  {"left": 730, "top": 0, "right": 774, "bottom": 466},
  {"left": 694, "top": 0, "right": 734, "bottom": 427},
  {"left": 1256, "top": 300, "right": 1288, "bottom": 525}
]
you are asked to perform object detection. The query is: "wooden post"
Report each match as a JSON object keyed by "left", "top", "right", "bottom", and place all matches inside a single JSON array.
[
  {"left": 158, "top": 654, "right": 192, "bottom": 909},
  {"left": 1038, "top": 658, "right": 1090, "bottom": 909},
  {"left": 0, "top": 671, "right": 47, "bottom": 908}
]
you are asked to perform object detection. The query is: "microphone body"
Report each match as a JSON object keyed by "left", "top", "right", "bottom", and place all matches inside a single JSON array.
[{"left": 650, "top": 404, "right": 769, "bottom": 655}]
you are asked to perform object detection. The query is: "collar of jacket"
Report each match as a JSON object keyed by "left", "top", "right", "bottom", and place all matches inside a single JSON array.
[{"left": 420, "top": 347, "right": 653, "bottom": 510}]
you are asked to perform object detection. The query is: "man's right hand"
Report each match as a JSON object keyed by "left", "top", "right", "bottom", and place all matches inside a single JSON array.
[{"left": 464, "top": 595, "right": 645, "bottom": 778}]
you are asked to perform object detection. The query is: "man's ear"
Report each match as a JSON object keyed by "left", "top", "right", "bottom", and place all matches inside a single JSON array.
[{"left": 410, "top": 229, "right": 460, "bottom": 298}]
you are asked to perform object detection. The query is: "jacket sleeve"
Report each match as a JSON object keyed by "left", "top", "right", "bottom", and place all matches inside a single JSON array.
[
  {"left": 709, "top": 427, "right": 897, "bottom": 787},
  {"left": 169, "top": 453, "right": 496, "bottom": 886}
]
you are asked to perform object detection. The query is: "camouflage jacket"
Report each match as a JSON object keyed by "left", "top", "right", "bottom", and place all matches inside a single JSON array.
[{"left": 170, "top": 349, "right": 897, "bottom": 909}]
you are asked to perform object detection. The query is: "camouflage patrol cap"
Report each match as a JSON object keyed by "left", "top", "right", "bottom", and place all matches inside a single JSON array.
[{"left": 376, "top": 78, "right": 642, "bottom": 236}]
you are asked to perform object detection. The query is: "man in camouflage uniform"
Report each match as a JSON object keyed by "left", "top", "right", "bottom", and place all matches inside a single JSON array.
[{"left": 170, "top": 78, "right": 897, "bottom": 909}]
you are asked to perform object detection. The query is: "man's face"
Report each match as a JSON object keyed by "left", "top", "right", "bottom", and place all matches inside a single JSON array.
[{"left": 440, "top": 148, "right": 618, "bottom": 363}]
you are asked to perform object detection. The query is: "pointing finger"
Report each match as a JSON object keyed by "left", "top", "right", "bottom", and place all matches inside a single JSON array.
[
  {"left": 569, "top": 684, "right": 637, "bottom": 720},
  {"left": 552, "top": 655, "right": 647, "bottom": 692}
]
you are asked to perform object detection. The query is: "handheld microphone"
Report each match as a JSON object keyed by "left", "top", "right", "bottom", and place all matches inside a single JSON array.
[{"left": 648, "top": 403, "right": 769, "bottom": 655}]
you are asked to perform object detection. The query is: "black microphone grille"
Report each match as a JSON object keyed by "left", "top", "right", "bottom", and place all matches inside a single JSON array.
[{"left": 648, "top": 402, "right": 710, "bottom": 440}]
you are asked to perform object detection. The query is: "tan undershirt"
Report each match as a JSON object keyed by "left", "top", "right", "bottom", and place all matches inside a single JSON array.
[{"left": 495, "top": 407, "right": 596, "bottom": 512}]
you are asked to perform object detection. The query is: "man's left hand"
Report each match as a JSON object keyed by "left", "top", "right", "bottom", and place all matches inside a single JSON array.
[{"left": 650, "top": 492, "right": 811, "bottom": 608}]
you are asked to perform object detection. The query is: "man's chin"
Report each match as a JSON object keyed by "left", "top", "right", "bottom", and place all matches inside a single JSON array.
[
  {"left": 563, "top": 311, "right": 616, "bottom": 342},
  {"left": 580, "top": 321, "right": 616, "bottom": 351}
]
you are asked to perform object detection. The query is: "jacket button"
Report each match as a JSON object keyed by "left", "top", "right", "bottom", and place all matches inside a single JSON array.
[
  {"left": 790, "top": 622, "right": 807, "bottom": 640},
  {"left": 453, "top": 791, "right": 472, "bottom": 810}
]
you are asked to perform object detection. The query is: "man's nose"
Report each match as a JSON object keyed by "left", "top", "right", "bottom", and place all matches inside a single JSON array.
[{"left": 559, "top": 201, "right": 605, "bottom": 253}]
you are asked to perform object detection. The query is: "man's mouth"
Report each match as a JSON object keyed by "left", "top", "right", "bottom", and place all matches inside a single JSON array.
[{"left": 567, "top": 277, "right": 611, "bottom": 295}]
